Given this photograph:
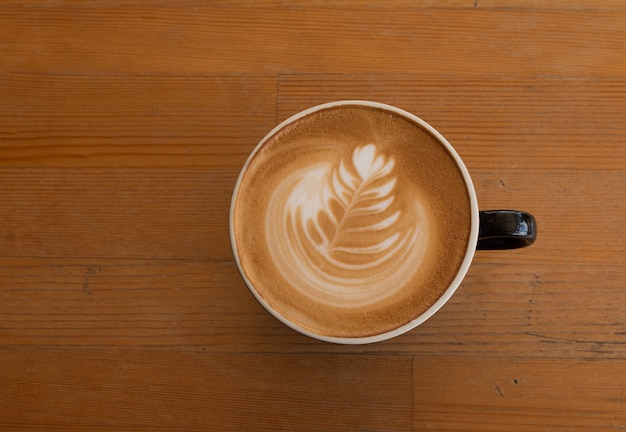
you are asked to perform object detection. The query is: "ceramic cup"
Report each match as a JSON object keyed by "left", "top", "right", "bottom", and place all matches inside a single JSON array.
[{"left": 230, "top": 101, "right": 536, "bottom": 344}]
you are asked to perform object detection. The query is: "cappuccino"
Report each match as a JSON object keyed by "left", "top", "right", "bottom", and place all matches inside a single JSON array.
[{"left": 231, "top": 103, "right": 473, "bottom": 340}]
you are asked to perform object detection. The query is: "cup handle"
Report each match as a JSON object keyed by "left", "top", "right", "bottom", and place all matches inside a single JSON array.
[{"left": 477, "top": 210, "right": 537, "bottom": 250}]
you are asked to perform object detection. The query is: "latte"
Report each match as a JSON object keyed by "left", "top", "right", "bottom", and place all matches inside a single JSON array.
[{"left": 230, "top": 103, "right": 474, "bottom": 340}]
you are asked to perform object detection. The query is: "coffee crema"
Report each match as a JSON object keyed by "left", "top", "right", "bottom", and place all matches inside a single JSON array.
[{"left": 231, "top": 104, "right": 472, "bottom": 338}]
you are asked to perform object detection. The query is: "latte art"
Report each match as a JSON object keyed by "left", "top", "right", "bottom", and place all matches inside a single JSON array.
[
  {"left": 267, "top": 144, "right": 428, "bottom": 307},
  {"left": 231, "top": 103, "right": 473, "bottom": 339}
]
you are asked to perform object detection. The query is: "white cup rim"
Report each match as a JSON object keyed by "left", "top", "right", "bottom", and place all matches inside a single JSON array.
[{"left": 229, "top": 100, "right": 480, "bottom": 344}]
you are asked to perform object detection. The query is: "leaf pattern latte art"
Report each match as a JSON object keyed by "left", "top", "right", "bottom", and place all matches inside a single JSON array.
[
  {"left": 267, "top": 144, "right": 428, "bottom": 307},
  {"left": 296, "top": 144, "right": 405, "bottom": 264}
]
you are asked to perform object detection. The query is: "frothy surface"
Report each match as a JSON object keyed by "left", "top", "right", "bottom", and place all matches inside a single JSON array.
[{"left": 232, "top": 105, "right": 472, "bottom": 338}]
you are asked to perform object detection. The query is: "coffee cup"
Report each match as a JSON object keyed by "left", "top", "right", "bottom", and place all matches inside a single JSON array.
[{"left": 230, "top": 101, "right": 536, "bottom": 344}]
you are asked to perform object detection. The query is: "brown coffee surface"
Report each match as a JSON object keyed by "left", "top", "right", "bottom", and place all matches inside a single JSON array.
[{"left": 231, "top": 105, "right": 472, "bottom": 338}]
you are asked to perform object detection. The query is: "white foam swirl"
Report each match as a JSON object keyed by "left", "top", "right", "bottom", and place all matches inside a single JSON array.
[{"left": 267, "top": 144, "right": 429, "bottom": 308}]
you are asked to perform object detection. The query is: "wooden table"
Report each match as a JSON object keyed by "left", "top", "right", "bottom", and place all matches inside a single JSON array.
[{"left": 1, "top": 1, "right": 625, "bottom": 430}]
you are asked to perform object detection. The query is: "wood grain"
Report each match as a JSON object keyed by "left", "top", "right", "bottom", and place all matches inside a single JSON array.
[
  {"left": 0, "top": 168, "right": 236, "bottom": 260},
  {"left": 413, "top": 358, "right": 626, "bottom": 431},
  {"left": 278, "top": 75, "right": 626, "bottom": 170},
  {"left": 1, "top": 348, "right": 413, "bottom": 431},
  {"left": 2, "top": 1, "right": 626, "bottom": 430},
  {"left": 0, "top": 74, "right": 275, "bottom": 167},
  {"left": 3, "top": 1, "right": 626, "bottom": 8},
  {"left": 5, "top": 74, "right": 625, "bottom": 170},
  {"left": 2, "top": 257, "right": 625, "bottom": 360},
  {"left": 1, "top": 8, "right": 625, "bottom": 76}
]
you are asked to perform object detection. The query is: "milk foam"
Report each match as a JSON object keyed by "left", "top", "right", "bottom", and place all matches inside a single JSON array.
[
  {"left": 266, "top": 143, "right": 429, "bottom": 307},
  {"left": 232, "top": 104, "right": 473, "bottom": 338}
]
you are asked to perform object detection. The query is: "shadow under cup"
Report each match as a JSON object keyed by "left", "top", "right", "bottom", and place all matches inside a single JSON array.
[{"left": 230, "top": 101, "right": 536, "bottom": 344}]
